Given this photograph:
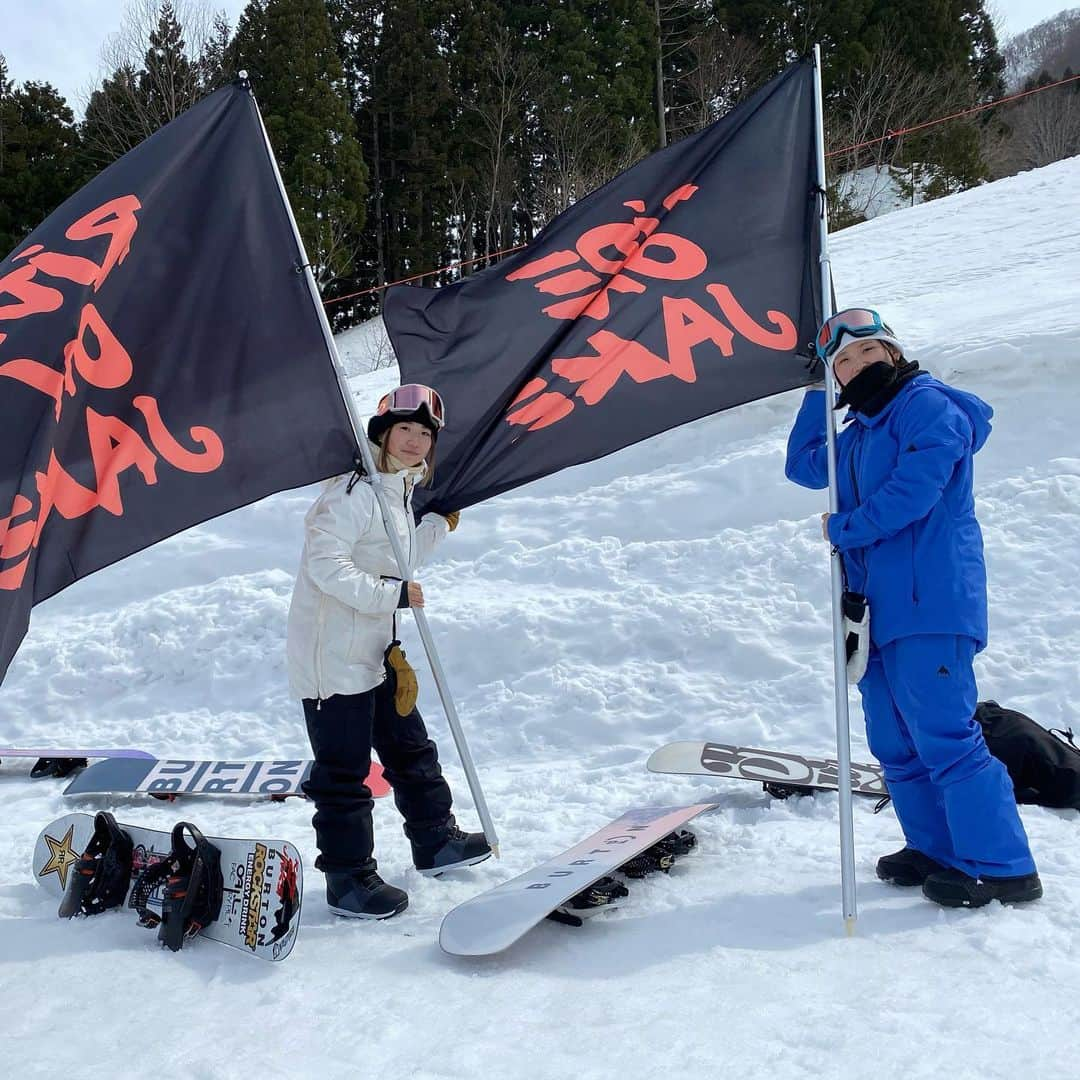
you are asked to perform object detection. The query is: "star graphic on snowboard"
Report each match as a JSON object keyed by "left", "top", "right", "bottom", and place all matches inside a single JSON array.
[{"left": 39, "top": 825, "right": 79, "bottom": 889}]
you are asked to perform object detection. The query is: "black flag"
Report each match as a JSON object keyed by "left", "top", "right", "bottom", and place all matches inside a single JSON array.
[
  {"left": 384, "top": 60, "right": 821, "bottom": 516},
  {"left": 0, "top": 83, "right": 357, "bottom": 683}
]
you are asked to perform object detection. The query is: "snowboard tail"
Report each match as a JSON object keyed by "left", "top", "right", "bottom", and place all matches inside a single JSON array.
[
  {"left": 647, "top": 741, "right": 887, "bottom": 797},
  {"left": 1, "top": 748, "right": 154, "bottom": 780},
  {"left": 439, "top": 803, "right": 716, "bottom": 957},
  {"left": 64, "top": 757, "right": 390, "bottom": 799},
  {"left": 34, "top": 813, "right": 302, "bottom": 961}
]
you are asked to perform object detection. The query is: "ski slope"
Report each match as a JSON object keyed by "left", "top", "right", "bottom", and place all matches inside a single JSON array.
[{"left": 2, "top": 156, "right": 1080, "bottom": 1079}]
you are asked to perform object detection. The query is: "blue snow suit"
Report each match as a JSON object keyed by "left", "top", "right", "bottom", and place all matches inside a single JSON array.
[{"left": 786, "top": 375, "right": 1036, "bottom": 878}]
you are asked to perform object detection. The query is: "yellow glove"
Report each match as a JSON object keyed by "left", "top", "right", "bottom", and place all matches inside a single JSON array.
[
  {"left": 385, "top": 643, "right": 418, "bottom": 717},
  {"left": 444, "top": 510, "right": 460, "bottom": 532}
]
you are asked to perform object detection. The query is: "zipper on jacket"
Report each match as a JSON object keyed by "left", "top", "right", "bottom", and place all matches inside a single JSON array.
[
  {"left": 404, "top": 483, "right": 412, "bottom": 571},
  {"left": 847, "top": 435, "right": 869, "bottom": 589},
  {"left": 314, "top": 592, "right": 327, "bottom": 705},
  {"left": 402, "top": 478, "right": 416, "bottom": 574},
  {"left": 911, "top": 534, "right": 919, "bottom": 605}
]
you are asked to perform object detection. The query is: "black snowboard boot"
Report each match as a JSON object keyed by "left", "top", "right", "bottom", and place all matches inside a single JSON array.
[
  {"left": 325, "top": 865, "right": 408, "bottom": 920},
  {"left": 922, "top": 869, "right": 1043, "bottom": 909},
  {"left": 412, "top": 825, "right": 492, "bottom": 877},
  {"left": 875, "top": 846, "right": 948, "bottom": 887}
]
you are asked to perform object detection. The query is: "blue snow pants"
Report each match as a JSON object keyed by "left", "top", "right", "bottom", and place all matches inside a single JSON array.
[{"left": 860, "top": 634, "right": 1036, "bottom": 879}]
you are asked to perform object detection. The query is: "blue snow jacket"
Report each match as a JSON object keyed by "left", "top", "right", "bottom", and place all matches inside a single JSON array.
[{"left": 785, "top": 373, "right": 993, "bottom": 649}]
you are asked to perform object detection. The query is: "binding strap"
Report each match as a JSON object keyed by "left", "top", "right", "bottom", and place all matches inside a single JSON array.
[
  {"left": 131, "top": 822, "right": 224, "bottom": 952},
  {"left": 1050, "top": 727, "right": 1080, "bottom": 753},
  {"left": 59, "top": 811, "right": 134, "bottom": 918}
]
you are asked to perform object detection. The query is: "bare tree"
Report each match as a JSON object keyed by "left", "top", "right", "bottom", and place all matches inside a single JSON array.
[
  {"left": 1003, "top": 7, "right": 1080, "bottom": 88},
  {"left": 532, "top": 95, "right": 647, "bottom": 224},
  {"left": 653, "top": 0, "right": 709, "bottom": 148},
  {"left": 669, "top": 24, "right": 764, "bottom": 139},
  {"left": 1007, "top": 85, "right": 1080, "bottom": 170},
  {"left": 81, "top": 0, "right": 228, "bottom": 164},
  {"left": 314, "top": 210, "right": 361, "bottom": 293},
  {"left": 826, "top": 49, "right": 973, "bottom": 221},
  {"left": 446, "top": 173, "right": 480, "bottom": 274},
  {"left": 469, "top": 27, "right": 536, "bottom": 263}
]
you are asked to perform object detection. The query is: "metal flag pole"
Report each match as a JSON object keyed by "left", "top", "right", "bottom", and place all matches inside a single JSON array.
[
  {"left": 243, "top": 74, "right": 500, "bottom": 857},
  {"left": 812, "top": 44, "right": 857, "bottom": 932}
]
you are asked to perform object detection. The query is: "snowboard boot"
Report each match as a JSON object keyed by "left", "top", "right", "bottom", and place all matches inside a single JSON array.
[
  {"left": 922, "top": 869, "right": 1043, "bottom": 909},
  {"left": 326, "top": 866, "right": 408, "bottom": 920},
  {"left": 412, "top": 825, "right": 492, "bottom": 877},
  {"left": 875, "top": 846, "right": 948, "bottom": 887}
]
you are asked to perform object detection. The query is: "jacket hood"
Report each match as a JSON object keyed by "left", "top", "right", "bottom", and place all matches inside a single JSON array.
[
  {"left": 932, "top": 379, "right": 993, "bottom": 452},
  {"left": 853, "top": 373, "right": 993, "bottom": 452}
]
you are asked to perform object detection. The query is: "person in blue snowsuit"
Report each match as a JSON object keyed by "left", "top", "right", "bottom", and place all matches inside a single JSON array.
[{"left": 785, "top": 308, "right": 1041, "bottom": 908}]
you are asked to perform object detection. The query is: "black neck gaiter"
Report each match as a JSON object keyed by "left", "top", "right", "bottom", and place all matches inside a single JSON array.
[{"left": 835, "top": 359, "right": 921, "bottom": 416}]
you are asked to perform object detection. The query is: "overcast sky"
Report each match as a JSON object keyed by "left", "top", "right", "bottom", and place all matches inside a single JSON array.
[{"left": 0, "top": 0, "right": 1073, "bottom": 114}]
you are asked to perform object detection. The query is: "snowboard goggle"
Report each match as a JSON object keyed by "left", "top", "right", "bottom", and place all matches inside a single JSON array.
[
  {"left": 375, "top": 384, "right": 445, "bottom": 429},
  {"left": 815, "top": 308, "right": 894, "bottom": 361}
]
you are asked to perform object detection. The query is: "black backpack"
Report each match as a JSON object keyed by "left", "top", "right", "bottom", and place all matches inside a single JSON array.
[{"left": 976, "top": 700, "right": 1080, "bottom": 810}]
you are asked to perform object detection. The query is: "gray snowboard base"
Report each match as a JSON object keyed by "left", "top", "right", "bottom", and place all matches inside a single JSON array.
[
  {"left": 647, "top": 741, "right": 887, "bottom": 797},
  {"left": 439, "top": 803, "right": 717, "bottom": 957}
]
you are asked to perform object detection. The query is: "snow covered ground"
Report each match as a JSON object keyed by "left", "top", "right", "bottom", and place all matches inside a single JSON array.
[{"left": 2, "top": 156, "right": 1080, "bottom": 1079}]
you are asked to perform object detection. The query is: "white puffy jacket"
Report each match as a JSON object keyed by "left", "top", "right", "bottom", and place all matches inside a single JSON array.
[{"left": 286, "top": 455, "right": 449, "bottom": 700}]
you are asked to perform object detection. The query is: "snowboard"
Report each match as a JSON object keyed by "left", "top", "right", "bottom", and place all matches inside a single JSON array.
[
  {"left": 63, "top": 757, "right": 390, "bottom": 799},
  {"left": 1, "top": 748, "right": 154, "bottom": 779},
  {"left": 646, "top": 741, "right": 887, "bottom": 798},
  {"left": 34, "top": 813, "right": 302, "bottom": 961},
  {"left": 439, "top": 803, "right": 717, "bottom": 957}
]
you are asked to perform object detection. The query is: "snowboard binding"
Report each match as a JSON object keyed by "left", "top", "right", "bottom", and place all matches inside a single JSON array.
[
  {"left": 58, "top": 811, "right": 135, "bottom": 918},
  {"left": 618, "top": 829, "right": 697, "bottom": 879},
  {"left": 547, "top": 876, "right": 630, "bottom": 927},
  {"left": 131, "top": 821, "right": 224, "bottom": 952},
  {"left": 270, "top": 854, "right": 300, "bottom": 942},
  {"left": 761, "top": 781, "right": 816, "bottom": 799},
  {"left": 31, "top": 757, "right": 89, "bottom": 779}
]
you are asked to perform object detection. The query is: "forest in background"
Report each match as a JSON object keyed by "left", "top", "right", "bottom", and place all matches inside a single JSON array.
[{"left": 2, "top": 0, "right": 1078, "bottom": 328}]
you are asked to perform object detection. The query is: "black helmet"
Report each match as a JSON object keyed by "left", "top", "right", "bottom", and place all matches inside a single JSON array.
[{"left": 366, "top": 384, "right": 444, "bottom": 445}]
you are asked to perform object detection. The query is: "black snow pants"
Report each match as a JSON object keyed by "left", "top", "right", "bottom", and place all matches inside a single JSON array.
[{"left": 301, "top": 665, "right": 454, "bottom": 873}]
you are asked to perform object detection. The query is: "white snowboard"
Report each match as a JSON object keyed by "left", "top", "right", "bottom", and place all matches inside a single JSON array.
[
  {"left": 647, "top": 741, "right": 887, "bottom": 796},
  {"left": 439, "top": 803, "right": 717, "bottom": 957},
  {"left": 33, "top": 813, "right": 303, "bottom": 961}
]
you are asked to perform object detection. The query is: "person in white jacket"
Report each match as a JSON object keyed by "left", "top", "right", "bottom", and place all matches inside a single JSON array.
[{"left": 287, "top": 384, "right": 490, "bottom": 920}]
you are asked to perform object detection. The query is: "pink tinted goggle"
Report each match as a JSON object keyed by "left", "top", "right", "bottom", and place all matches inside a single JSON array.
[
  {"left": 375, "top": 384, "right": 445, "bottom": 429},
  {"left": 815, "top": 308, "right": 894, "bottom": 361}
]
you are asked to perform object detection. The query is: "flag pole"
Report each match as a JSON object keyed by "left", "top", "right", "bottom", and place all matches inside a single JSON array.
[
  {"left": 243, "top": 75, "right": 500, "bottom": 858},
  {"left": 812, "top": 44, "right": 857, "bottom": 932}
]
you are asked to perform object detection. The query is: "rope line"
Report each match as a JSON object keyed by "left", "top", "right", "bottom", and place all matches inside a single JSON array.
[{"left": 325, "top": 71, "right": 1080, "bottom": 306}]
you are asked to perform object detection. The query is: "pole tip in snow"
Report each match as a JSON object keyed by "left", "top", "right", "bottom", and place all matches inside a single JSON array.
[
  {"left": 844, "top": 915, "right": 857, "bottom": 937},
  {"left": 491, "top": 842, "right": 501, "bottom": 859}
]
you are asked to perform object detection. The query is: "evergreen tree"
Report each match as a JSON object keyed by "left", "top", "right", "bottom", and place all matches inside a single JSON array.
[
  {"left": 199, "top": 11, "right": 237, "bottom": 91},
  {"left": 81, "top": 64, "right": 146, "bottom": 164},
  {"left": 0, "top": 62, "right": 85, "bottom": 257},
  {"left": 0, "top": 54, "right": 15, "bottom": 251},
  {"left": 80, "top": 2, "right": 241, "bottom": 172},
  {"left": 234, "top": 0, "right": 368, "bottom": 296},
  {"left": 717, "top": 0, "right": 1007, "bottom": 206},
  {"left": 326, "top": 0, "right": 386, "bottom": 315},
  {"left": 82, "top": 2, "right": 216, "bottom": 167},
  {"left": 139, "top": 1, "right": 201, "bottom": 120}
]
